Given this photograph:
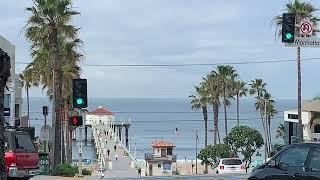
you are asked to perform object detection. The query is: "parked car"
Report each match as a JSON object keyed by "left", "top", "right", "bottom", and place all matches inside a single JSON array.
[
  {"left": 215, "top": 158, "right": 245, "bottom": 174},
  {"left": 5, "top": 128, "right": 39, "bottom": 180},
  {"left": 249, "top": 143, "right": 320, "bottom": 180}
]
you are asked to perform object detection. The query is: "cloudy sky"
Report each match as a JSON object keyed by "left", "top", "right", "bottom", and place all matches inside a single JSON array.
[{"left": 1, "top": 0, "right": 320, "bottom": 99}]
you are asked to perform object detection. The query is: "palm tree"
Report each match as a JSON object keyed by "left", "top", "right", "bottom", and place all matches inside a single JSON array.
[
  {"left": 250, "top": 79, "right": 272, "bottom": 158},
  {"left": 203, "top": 72, "right": 221, "bottom": 144},
  {"left": 233, "top": 81, "right": 248, "bottom": 126},
  {"left": 214, "top": 65, "right": 238, "bottom": 136},
  {"left": 189, "top": 84, "right": 209, "bottom": 173},
  {"left": 25, "top": 0, "right": 80, "bottom": 166},
  {"left": 272, "top": 0, "right": 319, "bottom": 142},
  {"left": 276, "top": 124, "right": 284, "bottom": 139}
]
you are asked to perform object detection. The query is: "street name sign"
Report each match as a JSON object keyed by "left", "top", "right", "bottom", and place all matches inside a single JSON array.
[{"left": 285, "top": 37, "right": 320, "bottom": 48}]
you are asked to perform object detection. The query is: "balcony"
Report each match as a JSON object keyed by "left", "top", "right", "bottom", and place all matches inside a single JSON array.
[{"left": 145, "top": 153, "right": 177, "bottom": 162}]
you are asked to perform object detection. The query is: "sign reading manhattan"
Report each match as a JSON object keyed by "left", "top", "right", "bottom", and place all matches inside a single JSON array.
[{"left": 285, "top": 37, "right": 320, "bottom": 48}]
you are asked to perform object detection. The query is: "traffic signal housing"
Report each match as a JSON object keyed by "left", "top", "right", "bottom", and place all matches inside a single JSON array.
[
  {"left": 282, "top": 13, "right": 296, "bottom": 43},
  {"left": 73, "top": 79, "right": 87, "bottom": 108},
  {"left": 70, "top": 116, "right": 83, "bottom": 127},
  {"left": 43, "top": 106, "right": 48, "bottom": 116}
]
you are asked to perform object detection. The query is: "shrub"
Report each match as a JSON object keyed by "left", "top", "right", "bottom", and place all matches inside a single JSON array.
[
  {"left": 82, "top": 168, "right": 92, "bottom": 175},
  {"left": 52, "top": 164, "right": 78, "bottom": 177}
]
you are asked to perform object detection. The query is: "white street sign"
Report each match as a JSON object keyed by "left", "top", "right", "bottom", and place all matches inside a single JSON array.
[
  {"left": 300, "top": 20, "right": 313, "bottom": 35},
  {"left": 285, "top": 37, "right": 320, "bottom": 48}
]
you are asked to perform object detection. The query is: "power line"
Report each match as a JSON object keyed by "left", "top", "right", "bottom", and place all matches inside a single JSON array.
[{"left": 15, "top": 57, "right": 320, "bottom": 67}]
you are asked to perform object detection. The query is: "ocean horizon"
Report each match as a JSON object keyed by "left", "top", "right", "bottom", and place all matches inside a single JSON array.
[{"left": 22, "top": 97, "right": 295, "bottom": 161}]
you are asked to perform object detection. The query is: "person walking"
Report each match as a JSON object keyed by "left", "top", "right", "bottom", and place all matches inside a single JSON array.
[
  {"left": 114, "top": 144, "right": 117, "bottom": 151},
  {"left": 137, "top": 168, "right": 141, "bottom": 177},
  {"left": 115, "top": 154, "right": 118, "bottom": 160},
  {"left": 107, "top": 149, "right": 110, "bottom": 157}
]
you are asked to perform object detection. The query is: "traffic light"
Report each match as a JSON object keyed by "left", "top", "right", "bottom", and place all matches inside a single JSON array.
[
  {"left": 282, "top": 13, "right": 296, "bottom": 43},
  {"left": 70, "top": 116, "right": 83, "bottom": 127},
  {"left": 42, "top": 106, "right": 48, "bottom": 116},
  {"left": 73, "top": 79, "right": 87, "bottom": 108}
]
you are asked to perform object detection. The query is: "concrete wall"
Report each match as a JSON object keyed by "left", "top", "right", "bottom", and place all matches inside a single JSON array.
[
  {"left": 147, "top": 162, "right": 172, "bottom": 176},
  {"left": 0, "top": 35, "right": 16, "bottom": 126}
]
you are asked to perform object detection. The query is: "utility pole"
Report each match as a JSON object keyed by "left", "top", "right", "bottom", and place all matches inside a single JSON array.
[{"left": 78, "top": 110, "right": 84, "bottom": 177}]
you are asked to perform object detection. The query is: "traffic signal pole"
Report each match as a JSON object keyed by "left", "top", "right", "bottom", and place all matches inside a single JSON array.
[{"left": 78, "top": 109, "right": 83, "bottom": 177}]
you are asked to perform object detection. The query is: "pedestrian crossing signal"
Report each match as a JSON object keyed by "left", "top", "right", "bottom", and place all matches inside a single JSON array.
[{"left": 71, "top": 116, "right": 83, "bottom": 127}]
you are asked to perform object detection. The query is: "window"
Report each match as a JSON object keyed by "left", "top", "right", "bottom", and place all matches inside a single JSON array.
[
  {"left": 167, "top": 147, "right": 172, "bottom": 155},
  {"left": 14, "top": 133, "right": 36, "bottom": 152},
  {"left": 307, "top": 148, "right": 320, "bottom": 171},
  {"left": 4, "top": 94, "right": 10, "bottom": 108},
  {"left": 314, "top": 125, "right": 320, "bottom": 133},
  {"left": 222, "top": 159, "right": 242, "bottom": 165},
  {"left": 158, "top": 164, "right": 161, "bottom": 168},
  {"left": 15, "top": 104, "right": 19, "bottom": 118},
  {"left": 288, "top": 114, "right": 298, "bottom": 119},
  {"left": 277, "top": 147, "right": 310, "bottom": 167}
]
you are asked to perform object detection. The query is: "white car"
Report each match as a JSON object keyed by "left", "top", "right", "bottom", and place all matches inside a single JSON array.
[{"left": 215, "top": 158, "right": 245, "bottom": 174}]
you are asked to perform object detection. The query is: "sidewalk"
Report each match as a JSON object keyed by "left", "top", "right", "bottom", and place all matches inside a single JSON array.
[{"left": 95, "top": 126, "right": 138, "bottom": 178}]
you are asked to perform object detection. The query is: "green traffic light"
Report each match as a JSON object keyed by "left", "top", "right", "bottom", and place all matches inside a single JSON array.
[
  {"left": 76, "top": 98, "right": 84, "bottom": 105},
  {"left": 286, "top": 33, "right": 293, "bottom": 40}
]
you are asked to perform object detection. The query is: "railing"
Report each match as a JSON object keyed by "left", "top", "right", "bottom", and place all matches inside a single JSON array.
[{"left": 145, "top": 153, "right": 177, "bottom": 161}]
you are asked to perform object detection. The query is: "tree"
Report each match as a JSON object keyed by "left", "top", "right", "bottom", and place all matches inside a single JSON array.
[
  {"left": 276, "top": 123, "right": 284, "bottom": 139},
  {"left": 249, "top": 79, "right": 274, "bottom": 158},
  {"left": 272, "top": 0, "right": 319, "bottom": 142},
  {"left": 224, "top": 125, "right": 263, "bottom": 172},
  {"left": 233, "top": 80, "right": 248, "bottom": 126},
  {"left": 203, "top": 73, "right": 221, "bottom": 144},
  {"left": 197, "top": 144, "right": 233, "bottom": 166},
  {"left": 0, "top": 50, "right": 11, "bottom": 179},
  {"left": 189, "top": 84, "right": 209, "bottom": 174},
  {"left": 25, "top": 0, "right": 80, "bottom": 167},
  {"left": 215, "top": 65, "right": 238, "bottom": 136}
]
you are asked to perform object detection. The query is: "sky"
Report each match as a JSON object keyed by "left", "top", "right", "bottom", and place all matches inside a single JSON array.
[{"left": 1, "top": 0, "right": 320, "bottom": 99}]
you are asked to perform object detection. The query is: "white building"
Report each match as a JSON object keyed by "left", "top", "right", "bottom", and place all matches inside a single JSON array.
[
  {"left": 85, "top": 106, "right": 114, "bottom": 126},
  {"left": 145, "top": 140, "right": 176, "bottom": 176},
  {"left": 284, "top": 100, "right": 320, "bottom": 144},
  {"left": 0, "top": 35, "right": 23, "bottom": 126}
]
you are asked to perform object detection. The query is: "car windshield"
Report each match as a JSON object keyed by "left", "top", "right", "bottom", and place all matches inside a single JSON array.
[{"left": 222, "top": 159, "right": 242, "bottom": 165}]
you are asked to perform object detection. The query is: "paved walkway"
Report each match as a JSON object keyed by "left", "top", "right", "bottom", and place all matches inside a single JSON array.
[{"left": 94, "top": 125, "right": 138, "bottom": 179}]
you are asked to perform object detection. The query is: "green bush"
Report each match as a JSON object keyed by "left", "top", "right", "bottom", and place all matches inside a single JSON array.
[
  {"left": 82, "top": 168, "right": 92, "bottom": 175},
  {"left": 52, "top": 164, "right": 78, "bottom": 177},
  {"left": 52, "top": 163, "right": 92, "bottom": 177}
]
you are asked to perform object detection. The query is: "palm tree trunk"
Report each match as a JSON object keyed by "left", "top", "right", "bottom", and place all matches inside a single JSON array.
[
  {"left": 202, "top": 106, "right": 208, "bottom": 174},
  {"left": 237, "top": 94, "right": 239, "bottom": 126},
  {"left": 65, "top": 103, "right": 72, "bottom": 163},
  {"left": 202, "top": 106, "right": 208, "bottom": 147},
  {"left": 260, "top": 113, "right": 268, "bottom": 160},
  {"left": 213, "top": 102, "right": 219, "bottom": 145},
  {"left": 50, "top": 27, "right": 62, "bottom": 167},
  {"left": 224, "top": 101, "right": 227, "bottom": 136},
  {"left": 297, "top": 47, "right": 303, "bottom": 142},
  {"left": 268, "top": 116, "right": 272, "bottom": 154},
  {"left": 0, "top": 58, "right": 10, "bottom": 179},
  {"left": 27, "top": 86, "right": 30, "bottom": 127}
]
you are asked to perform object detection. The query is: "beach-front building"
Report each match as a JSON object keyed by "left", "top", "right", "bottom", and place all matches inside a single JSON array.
[
  {"left": 145, "top": 140, "right": 177, "bottom": 176},
  {"left": 0, "top": 35, "right": 23, "bottom": 127},
  {"left": 284, "top": 100, "right": 320, "bottom": 144},
  {"left": 85, "top": 106, "right": 114, "bottom": 126}
]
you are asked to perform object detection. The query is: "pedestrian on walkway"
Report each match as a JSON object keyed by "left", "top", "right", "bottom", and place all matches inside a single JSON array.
[
  {"left": 105, "top": 139, "right": 108, "bottom": 144},
  {"left": 114, "top": 144, "right": 117, "bottom": 151},
  {"left": 115, "top": 154, "right": 118, "bottom": 160},
  {"left": 137, "top": 168, "right": 141, "bottom": 177},
  {"left": 107, "top": 149, "right": 110, "bottom": 157}
]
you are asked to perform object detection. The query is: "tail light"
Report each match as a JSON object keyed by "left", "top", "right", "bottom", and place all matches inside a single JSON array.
[
  {"left": 5, "top": 152, "right": 17, "bottom": 167},
  {"left": 241, "top": 165, "right": 244, "bottom": 170},
  {"left": 219, "top": 165, "right": 224, "bottom": 170}
]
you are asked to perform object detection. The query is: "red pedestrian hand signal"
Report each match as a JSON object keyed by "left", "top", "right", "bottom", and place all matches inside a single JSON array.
[{"left": 73, "top": 117, "right": 78, "bottom": 125}]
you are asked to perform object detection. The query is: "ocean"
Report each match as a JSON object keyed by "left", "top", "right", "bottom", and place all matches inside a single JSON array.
[{"left": 22, "top": 97, "right": 296, "bottom": 162}]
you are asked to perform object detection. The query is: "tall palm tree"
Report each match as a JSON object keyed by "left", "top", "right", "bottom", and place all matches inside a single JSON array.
[
  {"left": 233, "top": 81, "right": 248, "bottom": 126},
  {"left": 25, "top": 0, "right": 80, "bottom": 166},
  {"left": 273, "top": 0, "right": 319, "bottom": 142},
  {"left": 189, "top": 84, "right": 209, "bottom": 174},
  {"left": 250, "top": 79, "right": 272, "bottom": 158},
  {"left": 214, "top": 65, "right": 238, "bottom": 136},
  {"left": 203, "top": 72, "right": 221, "bottom": 144}
]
